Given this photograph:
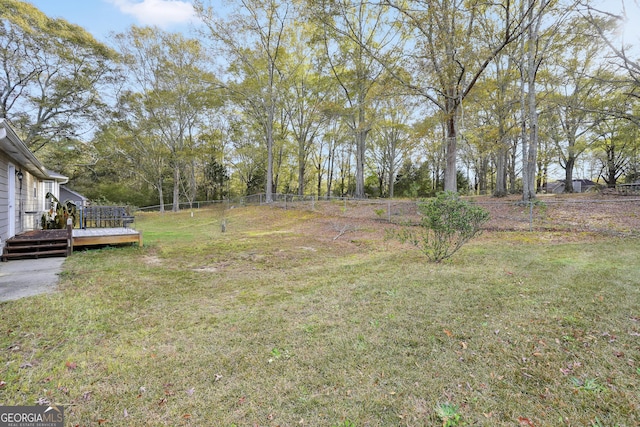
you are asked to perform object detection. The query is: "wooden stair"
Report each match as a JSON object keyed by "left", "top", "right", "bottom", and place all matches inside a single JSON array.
[{"left": 2, "top": 230, "right": 70, "bottom": 261}]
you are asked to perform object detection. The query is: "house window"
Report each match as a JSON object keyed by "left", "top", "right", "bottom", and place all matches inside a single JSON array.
[{"left": 43, "top": 181, "right": 55, "bottom": 210}]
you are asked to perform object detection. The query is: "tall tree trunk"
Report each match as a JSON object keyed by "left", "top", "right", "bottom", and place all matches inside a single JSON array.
[
  {"left": 605, "top": 145, "right": 617, "bottom": 187},
  {"left": 266, "top": 117, "right": 274, "bottom": 202},
  {"left": 326, "top": 139, "right": 335, "bottom": 198},
  {"left": 537, "top": 152, "right": 548, "bottom": 191},
  {"left": 522, "top": 0, "right": 541, "bottom": 202},
  {"left": 388, "top": 157, "right": 396, "bottom": 198},
  {"left": 524, "top": 105, "right": 538, "bottom": 200},
  {"left": 346, "top": 144, "right": 353, "bottom": 196},
  {"left": 190, "top": 159, "right": 197, "bottom": 208},
  {"left": 316, "top": 146, "right": 323, "bottom": 198},
  {"left": 509, "top": 138, "right": 518, "bottom": 193},
  {"left": 273, "top": 144, "right": 283, "bottom": 194},
  {"left": 494, "top": 58, "right": 509, "bottom": 197},
  {"left": 495, "top": 147, "right": 508, "bottom": 197},
  {"left": 354, "top": 103, "right": 368, "bottom": 198},
  {"left": 564, "top": 156, "right": 576, "bottom": 192},
  {"left": 158, "top": 178, "right": 165, "bottom": 213},
  {"left": 298, "top": 138, "right": 306, "bottom": 196},
  {"left": 172, "top": 165, "right": 180, "bottom": 212},
  {"left": 520, "top": 69, "right": 529, "bottom": 199},
  {"left": 478, "top": 156, "right": 488, "bottom": 195},
  {"left": 444, "top": 95, "right": 458, "bottom": 192}
]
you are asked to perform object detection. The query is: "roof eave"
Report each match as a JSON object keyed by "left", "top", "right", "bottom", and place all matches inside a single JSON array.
[{"left": 0, "top": 119, "right": 68, "bottom": 182}]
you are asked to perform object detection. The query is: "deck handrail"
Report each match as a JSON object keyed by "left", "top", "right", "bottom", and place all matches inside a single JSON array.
[{"left": 80, "top": 205, "right": 134, "bottom": 229}]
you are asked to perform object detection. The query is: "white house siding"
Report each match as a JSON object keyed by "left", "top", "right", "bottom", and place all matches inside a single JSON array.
[
  {"left": 0, "top": 153, "right": 9, "bottom": 245},
  {"left": 0, "top": 120, "right": 68, "bottom": 244},
  {"left": 22, "top": 171, "right": 41, "bottom": 231},
  {"left": 0, "top": 153, "right": 65, "bottom": 244},
  {"left": 0, "top": 153, "right": 25, "bottom": 245}
]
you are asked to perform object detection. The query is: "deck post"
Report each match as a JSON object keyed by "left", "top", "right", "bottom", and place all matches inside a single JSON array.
[{"left": 66, "top": 218, "right": 73, "bottom": 256}]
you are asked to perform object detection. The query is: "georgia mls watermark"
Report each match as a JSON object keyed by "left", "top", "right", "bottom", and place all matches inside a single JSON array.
[{"left": 0, "top": 406, "right": 64, "bottom": 427}]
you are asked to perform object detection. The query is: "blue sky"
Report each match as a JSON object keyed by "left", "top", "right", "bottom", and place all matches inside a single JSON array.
[
  {"left": 26, "top": 0, "right": 201, "bottom": 41},
  {"left": 26, "top": 0, "right": 640, "bottom": 44}
]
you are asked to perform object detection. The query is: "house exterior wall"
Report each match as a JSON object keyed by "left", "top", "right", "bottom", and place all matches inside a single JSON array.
[
  {"left": 3, "top": 162, "right": 42, "bottom": 237},
  {"left": 0, "top": 120, "right": 68, "bottom": 247},
  {"left": 22, "top": 171, "right": 42, "bottom": 231},
  {"left": 0, "top": 153, "right": 10, "bottom": 244},
  {"left": 0, "top": 153, "right": 25, "bottom": 244},
  {"left": 0, "top": 154, "right": 64, "bottom": 245}
]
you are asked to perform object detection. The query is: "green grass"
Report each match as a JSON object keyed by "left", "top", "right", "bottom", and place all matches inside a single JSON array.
[{"left": 1, "top": 205, "right": 639, "bottom": 426}]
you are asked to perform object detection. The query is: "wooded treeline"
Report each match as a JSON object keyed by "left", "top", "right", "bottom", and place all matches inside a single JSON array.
[{"left": 1, "top": 0, "right": 639, "bottom": 209}]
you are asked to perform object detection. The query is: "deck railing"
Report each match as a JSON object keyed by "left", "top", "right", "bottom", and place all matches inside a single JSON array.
[{"left": 80, "top": 206, "right": 134, "bottom": 229}]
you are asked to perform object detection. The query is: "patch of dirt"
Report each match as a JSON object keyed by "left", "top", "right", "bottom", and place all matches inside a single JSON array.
[
  {"left": 192, "top": 266, "right": 219, "bottom": 273},
  {"left": 289, "top": 194, "right": 640, "bottom": 236},
  {"left": 142, "top": 255, "right": 162, "bottom": 266}
]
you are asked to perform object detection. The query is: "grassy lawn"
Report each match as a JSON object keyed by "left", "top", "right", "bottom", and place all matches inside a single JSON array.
[{"left": 1, "top": 204, "right": 639, "bottom": 426}]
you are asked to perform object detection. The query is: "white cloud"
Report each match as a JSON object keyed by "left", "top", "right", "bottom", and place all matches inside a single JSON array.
[{"left": 108, "top": 0, "right": 198, "bottom": 28}]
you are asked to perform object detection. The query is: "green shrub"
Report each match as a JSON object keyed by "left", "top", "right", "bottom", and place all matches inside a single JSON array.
[
  {"left": 435, "top": 402, "right": 461, "bottom": 427},
  {"left": 395, "top": 191, "right": 489, "bottom": 262}
]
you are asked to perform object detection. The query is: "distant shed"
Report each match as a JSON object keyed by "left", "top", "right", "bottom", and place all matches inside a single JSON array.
[
  {"left": 60, "top": 185, "right": 88, "bottom": 207},
  {"left": 543, "top": 179, "right": 597, "bottom": 194}
]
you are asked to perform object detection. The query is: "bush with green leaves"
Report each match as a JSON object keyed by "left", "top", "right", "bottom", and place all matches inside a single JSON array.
[{"left": 395, "top": 191, "right": 489, "bottom": 263}]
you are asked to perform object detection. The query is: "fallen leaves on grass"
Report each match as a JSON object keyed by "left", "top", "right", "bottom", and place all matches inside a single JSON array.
[
  {"left": 163, "top": 383, "right": 175, "bottom": 397},
  {"left": 65, "top": 361, "right": 77, "bottom": 370},
  {"left": 560, "top": 361, "right": 582, "bottom": 376},
  {"left": 518, "top": 416, "right": 536, "bottom": 427},
  {"left": 36, "top": 397, "right": 50, "bottom": 405}
]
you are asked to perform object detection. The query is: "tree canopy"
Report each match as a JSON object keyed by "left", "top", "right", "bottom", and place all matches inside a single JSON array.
[{"left": 2, "top": 0, "right": 639, "bottom": 206}]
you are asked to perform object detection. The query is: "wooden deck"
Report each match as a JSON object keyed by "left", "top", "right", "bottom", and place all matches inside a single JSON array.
[
  {"left": 72, "top": 228, "right": 143, "bottom": 248},
  {"left": 4, "top": 228, "right": 142, "bottom": 254},
  {"left": 3, "top": 223, "right": 142, "bottom": 260},
  {"left": 10, "top": 229, "right": 68, "bottom": 241}
]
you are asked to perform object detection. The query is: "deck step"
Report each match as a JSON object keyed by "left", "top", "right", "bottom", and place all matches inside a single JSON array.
[
  {"left": 2, "top": 249, "right": 69, "bottom": 260},
  {"left": 6, "top": 238, "right": 68, "bottom": 246},
  {"left": 2, "top": 230, "right": 70, "bottom": 261}
]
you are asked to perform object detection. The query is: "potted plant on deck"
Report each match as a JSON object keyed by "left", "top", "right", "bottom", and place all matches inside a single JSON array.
[{"left": 41, "top": 193, "right": 78, "bottom": 229}]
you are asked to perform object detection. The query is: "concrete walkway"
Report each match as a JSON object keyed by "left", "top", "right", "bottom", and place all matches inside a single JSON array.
[{"left": 0, "top": 257, "right": 66, "bottom": 303}]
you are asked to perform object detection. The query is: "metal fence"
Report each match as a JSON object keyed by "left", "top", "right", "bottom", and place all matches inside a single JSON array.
[
  {"left": 136, "top": 200, "right": 227, "bottom": 212},
  {"left": 299, "top": 196, "right": 640, "bottom": 235},
  {"left": 136, "top": 194, "right": 640, "bottom": 235}
]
